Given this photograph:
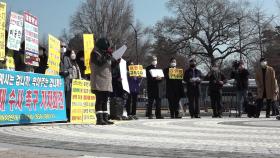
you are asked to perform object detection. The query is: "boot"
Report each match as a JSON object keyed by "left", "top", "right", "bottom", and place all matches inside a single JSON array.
[
  {"left": 103, "top": 113, "right": 114, "bottom": 125},
  {"left": 96, "top": 113, "right": 108, "bottom": 125}
]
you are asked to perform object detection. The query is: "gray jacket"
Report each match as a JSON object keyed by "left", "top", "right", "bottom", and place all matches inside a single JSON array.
[
  {"left": 63, "top": 56, "right": 81, "bottom": 91},
  {"left": 90, "top": 50, "right": 113, "bottom": 92}
]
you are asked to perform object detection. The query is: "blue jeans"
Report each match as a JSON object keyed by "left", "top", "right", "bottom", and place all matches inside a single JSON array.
[{"left": 236, "top": 90, "right": 248, "bottom": 114}]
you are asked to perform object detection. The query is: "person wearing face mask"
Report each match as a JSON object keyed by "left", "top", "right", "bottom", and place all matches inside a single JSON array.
[
  {"left": 255, "top": 57, "right": 277, "bottom": 118},
  {"left": 205, "top": 63, "right": 226, "bottom": 118},
  {"left": 183, "top": 58, "right": 203, "bottom": 118},
  {"left": 34, "top": 46, "right": 48, "bottom": 74},
  {"left": 146, "top": 55, "right": 164, "bottom": 119},
  {"left": 59, "top": 42, "right": 68, "bottom": 77},
  {"left": 230, "top": 60, "right": 250, "bottom": 117},
  {"left": 63, "top": 50, "right": 82, "bottom": 121},
  {"left": 164, "top": 58, "right": 184, "bottom": 118},
  {"left": 90, "top": 37, "right": 115, "bottom": 125}
]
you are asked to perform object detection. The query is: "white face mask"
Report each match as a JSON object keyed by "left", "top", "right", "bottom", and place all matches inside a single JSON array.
[
  {"left": 212, "top": 67, "right": 218, "bottom": 71},
  {"left": 61, "top": 47, "right": 67, "bottom": 53},
  {"left": 152, "top": 60, "right": 157, "bottom": 66},
  {"left": 80, "top": 57, "right": 84, "bottom": 61},
  {"left": 71, "top": 53, "right": 76, "bottom": 60},
  {"left": 170, "top": 62, "right": 176, "bottom": 67},
  {"left": 261, "top": 61, "right": 267, "bottom": 67}
]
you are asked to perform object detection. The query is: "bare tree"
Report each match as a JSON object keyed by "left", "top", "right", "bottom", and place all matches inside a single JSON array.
[
  {"left": 154, "top": 0, "right": 261, "bottom": 66},
  {"left": 70, "top": 0, "right": 133, "bottom": 48}
]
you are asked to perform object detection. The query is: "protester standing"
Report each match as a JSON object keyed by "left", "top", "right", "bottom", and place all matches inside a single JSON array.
[
  {"left": 205, "top": 63, "right": 226, "bottom": 118},
  {"left": 126, "top": 61, "right": 141, "bottom": 120},
  {"left": 146, "top": 56, "right": 164, "bottom": 119},
  {"left": 90, "top": 38, "right": 114, "bottom": 125},
  {"left": 231, "top": 60, "right": 249, "bottom": 117},
  {"left": 255, "top": 58, "right": 277, "bottom": 118},
  {"left": 63, "top": 50, "right": 82, "bottom": 121},
  {"left": 183, "top": 59, "right": 202, "bottom": 118},
  {"left": 164, "top": 58, "right": 184, "bottom": 118}
]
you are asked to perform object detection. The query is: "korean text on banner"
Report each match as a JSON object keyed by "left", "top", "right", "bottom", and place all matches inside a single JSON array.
[
  {"left": 83, "top": 34, "right": 94, "bottom": 74},
  {"left": 0, "top": 2, "right": 6, "bottom": 60},
  {"left": 24, "top": 12, "right": 39, "bottom": 66},
  {"left": 71, "top": 79, "right": 96, "bottom": 124},
  {"left": 0, "top": 69, "right": 67, "bottom": 125},
  {"left": 128, "top": 65, "right": 144, "bottom": 77},
  {"left": 7, "top": 12, "right": 24, "bottom": 51},
  {"left": 169, "top": 68, "right": 184, "bottom": 79},
  {"left": 46, "top": 35, "right": 60, "bottom": 75}
]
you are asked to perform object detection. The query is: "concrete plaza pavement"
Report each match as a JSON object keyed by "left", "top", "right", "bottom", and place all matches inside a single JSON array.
[{"left": 0, "top": 115, "right": 280, "bottom": 158}]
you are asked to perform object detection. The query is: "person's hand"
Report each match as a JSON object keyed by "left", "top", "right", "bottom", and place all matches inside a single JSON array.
[{"left": 156, "top": 76, "right": 162, "bottom": 80}]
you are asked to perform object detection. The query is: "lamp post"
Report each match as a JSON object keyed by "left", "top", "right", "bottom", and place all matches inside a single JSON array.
[
  {"left": 130, "top": 23, "right": 138, "bottom": 64},
  {"left": 237, "top": 17, "right": 242, "bottom": 61}
]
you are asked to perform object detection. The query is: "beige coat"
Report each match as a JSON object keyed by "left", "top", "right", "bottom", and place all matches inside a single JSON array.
[
  {"left": 255, "top": 66, "right": 277, "bottom": 100},
  {"left": 90, "top": 50, "right": 113, "bottom": 92}
]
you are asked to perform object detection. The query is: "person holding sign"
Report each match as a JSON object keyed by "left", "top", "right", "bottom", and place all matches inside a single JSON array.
[
  {"left": 126, "top": 61, "right": 142, "bottom": 119},
  {"left": 205, "top": 63, "right": 226, "bottom": 118},
  {"left": 183, "top": 58, "right": 203, "bottom": 118},
  {"left": 90, "top": 38, "right": 114, "bottom": 125},
  {"left": 63, "top": 50, "right": 82, "bottom": 120},
  {"left": 164, "top": 58, "right": 184, "bottom": 118},
  {"left": 146, "top": 56, "right": 164, "bottom": 119}
]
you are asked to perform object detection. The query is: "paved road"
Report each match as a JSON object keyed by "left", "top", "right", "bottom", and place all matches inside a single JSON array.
[{"left": 0, "top": 116, "right": 280, "bottom": 158}]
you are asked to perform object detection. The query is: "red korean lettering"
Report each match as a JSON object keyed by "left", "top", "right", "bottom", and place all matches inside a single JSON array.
[
  {"left": 8, "top": 89, "right": 16, "bottom": 111},
  {"left": 0, "top": 89, "right": 7, "bottom": 111},
  {"left": 33, "top": 90, "right": 38, "bottom": 111},
  {"left": 25, "top": 90, "right": 32, "bottom": 111}
]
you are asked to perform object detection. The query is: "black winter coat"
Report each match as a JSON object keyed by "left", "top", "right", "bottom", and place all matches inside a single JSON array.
[
  {"left": 164, "top": 67, "right": 184, "bottom": 98},
  {"left": 146, "top": 65, "right": 162, "bottom": 98}
]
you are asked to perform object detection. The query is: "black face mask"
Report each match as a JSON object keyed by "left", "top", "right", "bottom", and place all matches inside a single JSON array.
[{"left": 190, "top": 64, "right": 196, "bottom": 68}]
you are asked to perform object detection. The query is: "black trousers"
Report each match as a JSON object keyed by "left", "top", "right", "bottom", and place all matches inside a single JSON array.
[
  {"left": 65, "top": 90, "right": 71, "bottom": 120},
  {"left": 210, "top": 94, "right": 222, "bottom": 116},
  {"left": 256, "top": 98, "right": 272, "bottom": 117},
  {"left": 167, "top": 95, "right": 180, "bottom": 118},
  {"left": 94, "top": 91, "right": 109, "bottom": 112},
  {"left": 188, "top": 95, "right": 200, "bottom": 117},
  {"left": 272, "top": 101, "right": 279, "bottom": 115},
  {"left": 147, "top": 96, "right": 161, "bottom": 117},
  {"left": 126, "top": 93, "right": 138, "bottom": 116}
]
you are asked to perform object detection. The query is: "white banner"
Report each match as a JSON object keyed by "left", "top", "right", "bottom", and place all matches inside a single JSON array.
[
  {"left": 7, "top": 12, "right": 24, "bottom": 51},
  {"left": 120, "top": 58, "right": 130, "bottom": 93},
  {"left": 24, "top": 11, "right": 39, "bottom": 66}
]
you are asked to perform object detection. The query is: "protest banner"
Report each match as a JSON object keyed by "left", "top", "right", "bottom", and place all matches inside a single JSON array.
[
  {"left": 7, "top": 12, "right": 24, "bottom": 51},
  {"left": 46, "top": 34, "right": 60, "bottom": 75},
  {"left": 0, "top": 2, "right": 6, "bottom": 60},
  {"left": 24, "top": 11, "right": 39, "bottom": 66},
  {"left": 169, "top": 68, "right": 184, "bottom": 79},
  {"left": 83, "top": 34, "right": 94, "bottom": 74},
  {"left": 70, "top": 79, "right": 96, "bottom": 124},
  {"left": 120, "top": 59, "right": 130, "bottom": 93},
  {"left": 0, "top": 69, "right": 67, "bottom": 125},
  {"left": 128, "top": 65, "right": 144, "bottom": 77}
]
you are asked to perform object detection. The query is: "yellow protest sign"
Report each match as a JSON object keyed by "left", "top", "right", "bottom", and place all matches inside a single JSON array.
[
  {"left": 70, "top": 79, "right": 96, "bottom": 124},
  {"left": 129, "top": 65, "right": 144, "bottom": 77},
  {"left": 5, "top": 50, "right": 15, "bottom": 70},
  {"left": 169, "top": 68, "right": 184, "bottom": 79},
  {"left": 46, "top": 34, "right": 60, "bottom": 75},
  {"left": 0, "top": 2, "right": 6, "bottom": 61},
  {"left": 83, "top": 34, "right": 94, "bottom": 74}
]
